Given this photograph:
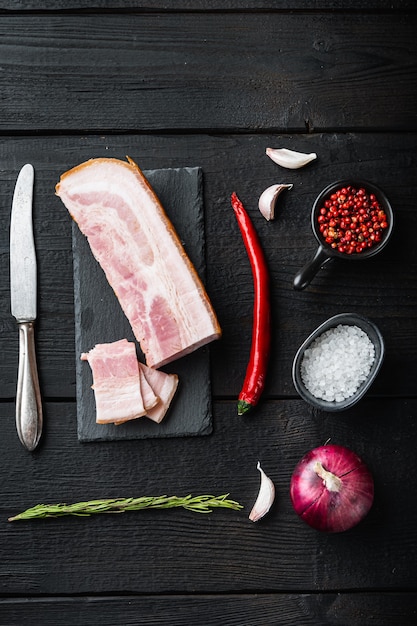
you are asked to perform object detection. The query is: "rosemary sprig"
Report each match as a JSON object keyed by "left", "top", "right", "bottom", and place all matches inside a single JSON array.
[{"left": 8, "top": 494, "right": 243, "bottom": 521}]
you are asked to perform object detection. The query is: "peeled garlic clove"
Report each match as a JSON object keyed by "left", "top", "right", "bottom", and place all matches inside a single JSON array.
[
  {"left": 249, "top": 461, "right": 275, "bottom": 522},
  {"left": 266, "top": 147, "right": 317, "bottom": 169},
  {"left": 258, "top": 183, "right": 293, "bottom": 221}
]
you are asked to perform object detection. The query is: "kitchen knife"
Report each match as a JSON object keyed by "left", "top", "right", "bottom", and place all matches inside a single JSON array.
[{"left": 10, "top": 164, "right": 43, "bottom": 451}]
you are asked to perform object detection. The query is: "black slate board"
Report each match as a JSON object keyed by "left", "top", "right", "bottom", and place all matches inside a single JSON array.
[{"left": 72, "top": 167, "right": 213, "bottom": 442}]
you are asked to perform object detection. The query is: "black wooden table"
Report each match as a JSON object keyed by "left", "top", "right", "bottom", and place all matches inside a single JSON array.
[{"left": 1, "top": 2, "right": 417, "bottom": 624}]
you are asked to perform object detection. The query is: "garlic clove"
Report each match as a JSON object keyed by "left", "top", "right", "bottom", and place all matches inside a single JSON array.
[
  {"left": 249, "top": 461, "right": 275, "bottom": 522},
  {"left": 266, "top": 147, "right": 317, "bottom": 169},
  {"left": 258, "top": 183, "right": 293, "bottom": 221}
]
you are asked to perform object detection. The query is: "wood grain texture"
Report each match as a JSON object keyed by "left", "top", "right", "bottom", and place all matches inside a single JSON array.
[
  {"left": 1, "top": 399, "right": 416, "bottom": 595},
  {"left": 1, "top": 1, "right": 416, "bottom": 11},
  {"left": 0, "top": 133, "right": 416, "bottom": 400},
  {"left": 0, "top": 12, "right": 416, "bottom": 132},
  {"left": 1, "top": 4, "right": 416, "bottom": 621},
  {"left": 0, "top": 592, "right": 416, "bottom": 626}
]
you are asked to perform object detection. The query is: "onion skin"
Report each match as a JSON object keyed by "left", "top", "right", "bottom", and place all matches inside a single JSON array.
[{"left": 290, "top": 444, "right": 374, "bottom": 533}]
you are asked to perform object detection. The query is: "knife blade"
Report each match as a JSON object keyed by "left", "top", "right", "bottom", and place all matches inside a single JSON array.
[{"left": 10, "top": 164, "right": 43, "bottom": 451}]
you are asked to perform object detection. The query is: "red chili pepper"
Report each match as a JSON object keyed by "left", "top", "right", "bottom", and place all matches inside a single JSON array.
[{"left": 231, "top": 192, "right": 271, "bottom": 415}]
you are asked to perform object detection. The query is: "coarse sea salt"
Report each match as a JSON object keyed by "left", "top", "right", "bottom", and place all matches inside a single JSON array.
[{"left": 300, "top": 324, "right": 375, "bottom": 403}]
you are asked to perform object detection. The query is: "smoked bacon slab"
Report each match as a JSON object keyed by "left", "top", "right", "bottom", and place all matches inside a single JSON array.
[{"left": 56, "top": 157, "right": 221, "bottom": 368}]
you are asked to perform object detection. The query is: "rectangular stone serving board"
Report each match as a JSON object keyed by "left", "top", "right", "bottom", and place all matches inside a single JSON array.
[{"left": 72, "top": 166, "right": 213, "bottom": 442}]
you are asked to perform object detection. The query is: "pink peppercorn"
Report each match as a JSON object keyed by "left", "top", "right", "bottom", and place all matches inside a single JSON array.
[{"left": 317, "top": 185, "right": 389, "bottom": 255}]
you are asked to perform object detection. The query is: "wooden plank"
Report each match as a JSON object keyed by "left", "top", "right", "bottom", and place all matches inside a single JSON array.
[
  {"left": 0, "top": 592, "right": 416, "bottom": 626},
  {"left": 0, "top": 132, "right": 416, "bottom": 400},
  {"left": 0, "top": 12, "right": 416, "bottom": 132},
  {"left": 1, "top": 398, "right": 417, "bottom": 594},
  {"left": 0, "top": 1, "right": 415, "bottom": 12}
]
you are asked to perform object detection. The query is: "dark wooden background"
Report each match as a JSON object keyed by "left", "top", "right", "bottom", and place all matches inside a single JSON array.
[{"left": 0, "top": 2, "right": 416, "bottom": 624}]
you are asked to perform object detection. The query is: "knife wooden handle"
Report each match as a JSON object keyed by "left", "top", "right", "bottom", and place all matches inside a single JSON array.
[{"left": 16, "top": 322, "right": 43, "bottom": 451}]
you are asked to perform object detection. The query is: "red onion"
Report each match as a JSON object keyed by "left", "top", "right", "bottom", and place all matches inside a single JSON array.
[{"left": 290, "top": 444, "right": 374, "bottom": 533}]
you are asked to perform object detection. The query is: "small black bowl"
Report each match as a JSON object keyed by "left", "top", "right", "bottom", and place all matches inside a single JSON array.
[
  {"left": 293, "top": 179, "right": 394, "bottom": 290},
  {"left": 292, "top": 313, "right": 385, "bottom": 412}
]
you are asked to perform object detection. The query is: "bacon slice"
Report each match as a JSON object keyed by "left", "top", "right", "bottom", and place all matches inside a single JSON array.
[
  {"left": 114, "top": 361, "right": 179, "bottom": 425},
  {"left": 138, "top": 361, "right": 179, "bottom": 424},
  {"left": 81, "top": 339, "right": 147, "bottom": 424},
  {"left": 82, "top": 339, "right": 179, "bottom": 426},
  {"left": 56, "top": 157, "right": 221, "bottom": 368},
  {"left": 138, "top": 367, "right": 159, "bottom": 414}
]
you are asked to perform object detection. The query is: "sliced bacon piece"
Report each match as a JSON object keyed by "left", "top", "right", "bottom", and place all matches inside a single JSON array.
[
  {"left": 81, "top": 339, "right": 147, "bottom": 424},
  {"left": 56, "top": 157, "right": 221, "bottom": 368},
  {"left": 82, "top": 339, "right": 179, "bottom": 426},
  {"left": 138, "top": 367, "right": 159, "bottom": 413},
  {"left": 138, "top": 361, "right": 179, "bottom": 424},
  {"left": 114, "top": 360, "right": 179, "bottom": 425}
]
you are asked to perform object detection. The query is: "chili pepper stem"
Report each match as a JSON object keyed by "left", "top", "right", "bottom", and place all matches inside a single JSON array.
[{"left": 237, "top": 400, "right": 252, "bottom": 416}]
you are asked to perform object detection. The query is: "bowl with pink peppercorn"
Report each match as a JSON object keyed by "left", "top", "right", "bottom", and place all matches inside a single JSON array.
[
  {"left": 293, "top": 179, "right": 394, "bottom": 290},
  {"left": 292, "top": 312, "right": 385, "bottom": 412}
]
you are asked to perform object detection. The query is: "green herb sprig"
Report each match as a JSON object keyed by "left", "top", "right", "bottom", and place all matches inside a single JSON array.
[{"left": 8, "top": 494, "right": 243, "bottom": 521}]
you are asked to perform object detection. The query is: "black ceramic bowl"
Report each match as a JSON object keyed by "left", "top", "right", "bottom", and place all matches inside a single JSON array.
[
  {"left": 293, "top": 179, "right": 394, "bottom": 290},
  {"left": 292, "top": 313, "right": 385, "bottom": 412}
]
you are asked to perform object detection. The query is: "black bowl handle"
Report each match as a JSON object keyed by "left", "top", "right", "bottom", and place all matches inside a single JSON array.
[{"left": 293, "top": 246, "right": 332, "bottom": 290}]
